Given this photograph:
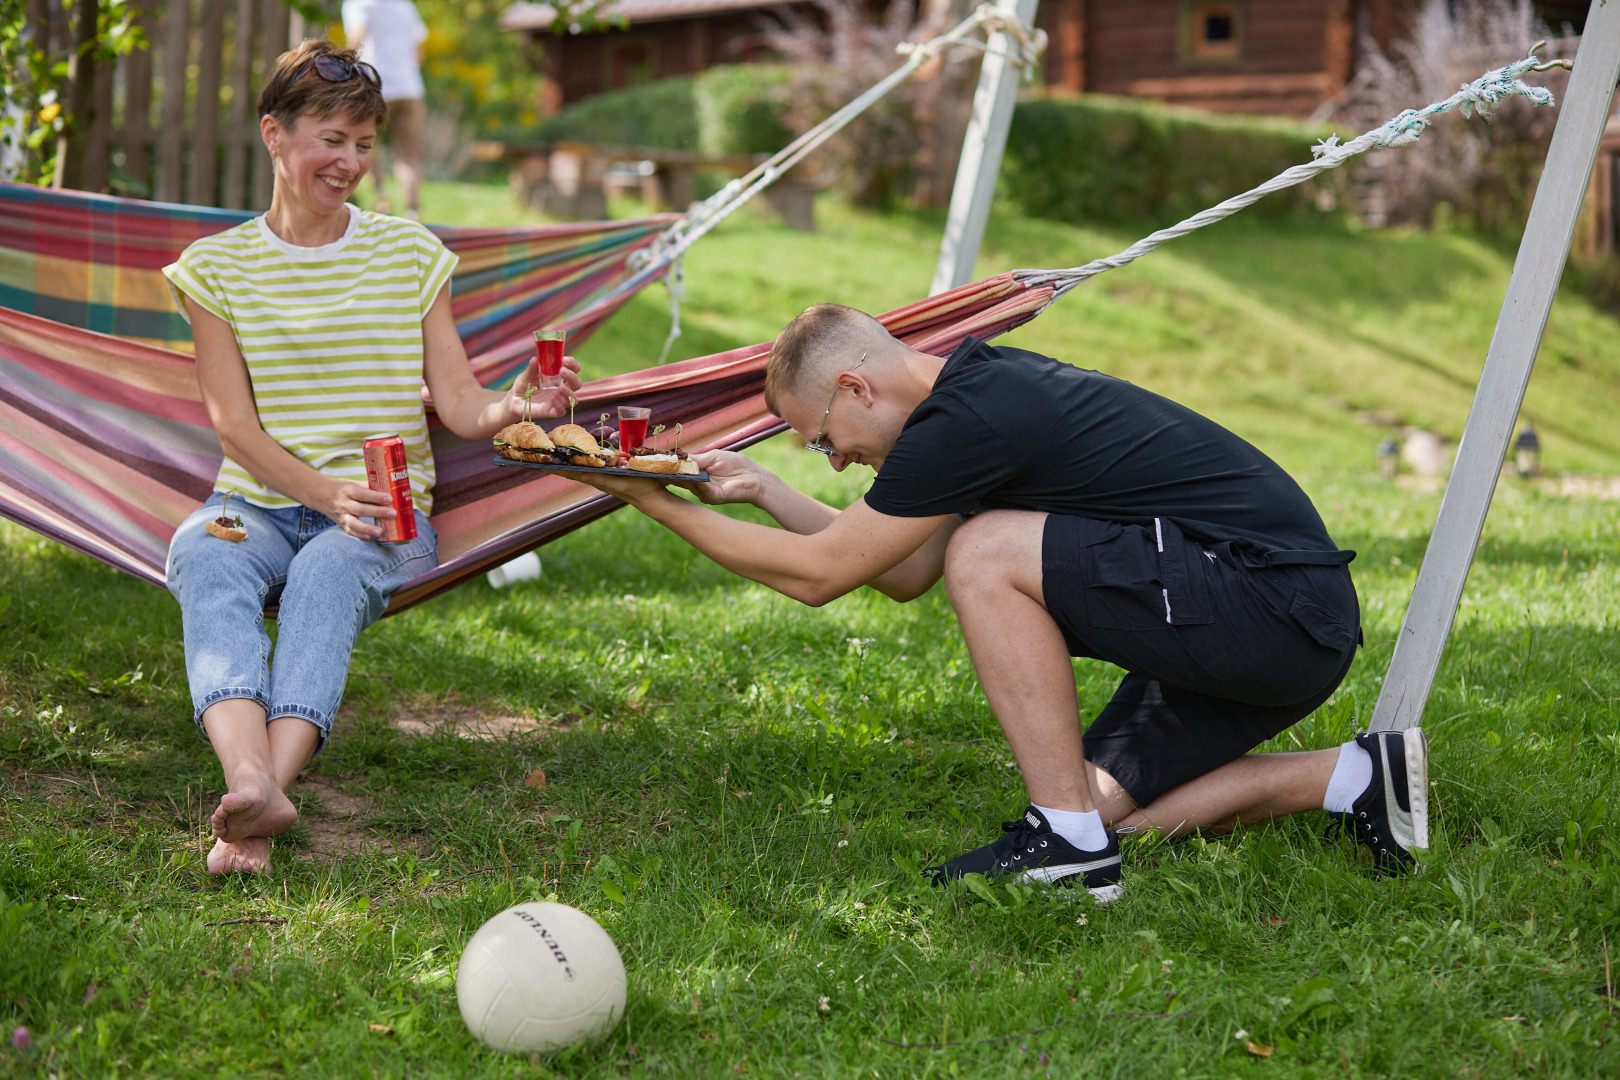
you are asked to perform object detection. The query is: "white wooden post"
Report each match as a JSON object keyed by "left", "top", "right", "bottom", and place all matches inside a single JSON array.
[
  {"left": 1368, "top": 0, "right": 1620, "bottom": 733},
  {"left": 929, "top": 0, "right": 1039, "bottom": 296}
]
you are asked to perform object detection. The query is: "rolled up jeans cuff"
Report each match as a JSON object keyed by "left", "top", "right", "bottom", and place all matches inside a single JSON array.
[
  {"left": 192, "top": 688, "right": 271, "bottom": 734},
  {"left": 267, "top": 704, "right": 333, "bottom": 753}
]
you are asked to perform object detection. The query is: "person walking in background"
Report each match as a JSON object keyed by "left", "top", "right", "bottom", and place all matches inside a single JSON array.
[{"left": 342, "top": 0, "right": 428, "bottom": 219}]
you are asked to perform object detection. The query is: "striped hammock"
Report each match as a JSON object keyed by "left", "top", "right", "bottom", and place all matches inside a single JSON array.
[
  {"left": 0, "top": 269, "right": 1050, "bottom": 615},
  {"left": 0, "top": 181, "right": 680, "bottom": 389}
]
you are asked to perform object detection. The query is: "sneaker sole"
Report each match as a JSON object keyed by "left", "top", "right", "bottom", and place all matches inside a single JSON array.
[
  {"left": 1406, "top": 726, "right": 1429, "bottom": 850},
  {"left": 1016, "top": 858, "right": 1124, "bottom": 904}
]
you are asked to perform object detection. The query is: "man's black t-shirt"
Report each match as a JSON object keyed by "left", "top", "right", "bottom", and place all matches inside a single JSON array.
[{"left": 863, "top": 337, "right": 1352, "bottom": 566}]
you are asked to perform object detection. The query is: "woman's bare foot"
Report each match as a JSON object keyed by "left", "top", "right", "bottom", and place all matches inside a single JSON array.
[
  {"left": 211, "top": 780, "right": 298, "bottom": 843},
  {"left": 207, "top": 835, "right": 272, "bottom": 875}
]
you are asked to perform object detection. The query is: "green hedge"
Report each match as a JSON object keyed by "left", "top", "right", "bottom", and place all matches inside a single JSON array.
[
  {"left": 1001, "top": 94, "right": 1343, "bottom": 226},
  {"left": 533, "top": 65, "right": 793, "bottom": 157}
]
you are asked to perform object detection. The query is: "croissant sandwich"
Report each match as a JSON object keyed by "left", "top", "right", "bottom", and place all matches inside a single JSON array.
[
  {"left": 493, "top": 421, "right": 555, "bottom": 463},
  {"left": 548, "top": 424, "right": 617, "bottom": 468}
]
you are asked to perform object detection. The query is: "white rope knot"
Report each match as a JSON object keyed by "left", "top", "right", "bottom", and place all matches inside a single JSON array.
[{"left": 1379, "top": 108, "right": 1428, "bottom": 149}]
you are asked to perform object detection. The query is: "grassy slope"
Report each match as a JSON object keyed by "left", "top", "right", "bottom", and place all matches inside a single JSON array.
[{"left": 1, "top": 185, "right": 1618, "bottom": 1077}]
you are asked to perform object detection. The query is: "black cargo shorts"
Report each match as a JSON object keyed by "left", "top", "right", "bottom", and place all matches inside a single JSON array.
[{"left": 1040, "top": 514, "right": 1360, "bottom": 808}]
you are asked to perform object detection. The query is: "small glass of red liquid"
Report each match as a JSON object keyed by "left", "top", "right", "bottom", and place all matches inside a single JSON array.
[
  {"left": 533, "top": 329, "right": 566, "bottom": 390},
  {"left": 617, "top": 406, "right": 651, "bottom": 451}
]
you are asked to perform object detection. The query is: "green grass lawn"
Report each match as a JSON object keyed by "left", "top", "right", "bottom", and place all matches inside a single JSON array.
[{"left": 2, "top": 184, "right": 1619, "bottom": 1077}]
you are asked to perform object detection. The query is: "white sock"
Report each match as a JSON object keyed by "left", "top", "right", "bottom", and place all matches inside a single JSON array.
[
  {"left": 1033, "top": 804, "right": 1109, "bottom": 851},
  {"left": 1322, "top": 740, "right": 1373, "bottom": 814}
]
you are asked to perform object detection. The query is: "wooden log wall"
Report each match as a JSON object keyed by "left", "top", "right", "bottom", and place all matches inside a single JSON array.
[{"left": 55, "top": 0, "right": 330, "bottom": 209}]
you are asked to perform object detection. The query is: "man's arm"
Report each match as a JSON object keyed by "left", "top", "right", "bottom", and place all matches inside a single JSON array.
[
  {"left": 623, "top": 481, "right": 948, "bottom": 607},
  {"left": 691, "top": 450, "right": 958, "bottom": 602}
]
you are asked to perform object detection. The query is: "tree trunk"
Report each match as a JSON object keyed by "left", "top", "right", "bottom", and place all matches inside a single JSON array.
[{"left": 53, "top": 0, "right": 102, "bottom": 190}]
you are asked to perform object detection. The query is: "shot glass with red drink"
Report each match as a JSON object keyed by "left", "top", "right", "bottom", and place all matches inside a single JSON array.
[
  {"left": 617, "top": 406, "right": 651, "bottom": 452},
  {"left": 533, "top": 329, "right": 566, "bottom": 390}
]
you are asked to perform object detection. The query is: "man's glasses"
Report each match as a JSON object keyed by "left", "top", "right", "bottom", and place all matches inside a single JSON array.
[
  {"left": 805, "top": 352, "right": 866, "bottom": 456},
  {"left": 300, "top": 55, "right": 382, "bottom": 91}
]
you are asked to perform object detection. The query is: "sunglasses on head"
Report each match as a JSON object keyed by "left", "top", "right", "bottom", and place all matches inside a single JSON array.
[{"left": 299, "top": 55, "right": 382, "bottom": 91}]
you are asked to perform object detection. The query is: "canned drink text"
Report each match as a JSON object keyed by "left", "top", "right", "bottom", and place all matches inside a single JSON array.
[{"left": 362, "top": 433, "right": 417, "bottom": 544}]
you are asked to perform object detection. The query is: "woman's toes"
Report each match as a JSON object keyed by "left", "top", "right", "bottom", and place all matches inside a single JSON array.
[{"left": 207, "top": 836, "right": 272, "bottom": 875}]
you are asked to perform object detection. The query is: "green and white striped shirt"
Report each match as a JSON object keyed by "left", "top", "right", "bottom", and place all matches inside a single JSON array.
[{"left": 163, "top": 204, "right": 456, "bottom": 514}]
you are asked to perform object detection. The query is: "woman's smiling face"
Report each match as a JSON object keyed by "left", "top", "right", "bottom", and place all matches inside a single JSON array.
[{"left": 264, "top": 111, "right": 377, "bottom": 214}]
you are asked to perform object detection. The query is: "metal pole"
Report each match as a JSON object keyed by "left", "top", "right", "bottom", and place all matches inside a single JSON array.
[
  {"left": 1369, "top": 0, "right": 1620, "bottom": 733},
  {"left": 929, "top": 0, "right": 1039, "bottom": 296}
]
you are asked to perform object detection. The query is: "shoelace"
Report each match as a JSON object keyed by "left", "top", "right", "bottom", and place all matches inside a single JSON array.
[{"left": 995, "top": 818, "right": 1053, "bottom": 868}]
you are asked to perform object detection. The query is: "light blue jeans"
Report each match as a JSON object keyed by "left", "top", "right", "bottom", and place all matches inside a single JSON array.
[{"left": 165, "top": 492, "right": 438, "bottom": 751}]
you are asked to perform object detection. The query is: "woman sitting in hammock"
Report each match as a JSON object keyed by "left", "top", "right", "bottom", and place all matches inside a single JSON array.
[{"left": 161, "top": 39, "right": 581, "bottom": 876}]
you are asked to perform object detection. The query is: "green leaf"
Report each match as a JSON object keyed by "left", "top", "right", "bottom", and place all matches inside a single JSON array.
[
  {"left": 1162, "top": 873, "right": 1200, "bottom": 899},
  {"left": 1283, "top": 976, "right": 1338, "bottom": 1026},
  {"left": 960, "top": 874, "right": 1005, "bottom": 912},
  {"left": 600, "top": 879, "right": 626, "bottom": 905},
  {"left": 1118, "top": 960, "right": 1154, "bottom": 1001},
  {"left": 0, "top": 593, "right": 12, "bottom": 620}
]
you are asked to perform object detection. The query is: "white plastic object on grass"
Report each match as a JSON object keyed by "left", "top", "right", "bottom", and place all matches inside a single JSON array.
[
  {"left": 457, "top": 902, "right": 627, "bottom": 1054},
  {"left": 486, "top": 551, "right": 541, "bottom": 589}
]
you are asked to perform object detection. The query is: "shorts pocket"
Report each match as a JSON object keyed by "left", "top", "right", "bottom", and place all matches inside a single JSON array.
[
  {"left": 1288, "top": 590, "right": 1355, "bottom": 652},
  {"left": 1081, "top": 524, "right": 1175, "bottom": 631}
]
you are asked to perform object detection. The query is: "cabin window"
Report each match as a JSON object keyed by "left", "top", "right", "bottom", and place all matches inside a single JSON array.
[
  {"left": 1186, "top": 2, "right": 1242, "bottom": 61},
  {"left": 606, "top": 38, "right": 657, "bottom": 90}
]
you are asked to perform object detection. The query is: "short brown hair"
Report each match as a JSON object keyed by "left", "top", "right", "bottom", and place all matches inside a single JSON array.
[
  {"left": 765, "top": 303, "right": 889, "bottom": 415},
  {"left": 257, "top": 39, "right": 388, "bottom": 130}
]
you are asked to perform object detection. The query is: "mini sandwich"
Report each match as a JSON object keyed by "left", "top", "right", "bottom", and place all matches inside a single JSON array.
[
  {"left": 494, "top": 421, "right": 554, "bottom": 463},
  {"left": 624, "top": 451, "right": 700, "bottom": 476},
  {"left": 549, "top": 424, "right": 617, "bottom": 468},
  {"left": 204, "top": 495, "right": 247, "bottom": 542}
]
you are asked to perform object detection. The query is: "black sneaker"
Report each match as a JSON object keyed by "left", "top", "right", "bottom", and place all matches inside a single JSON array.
[
  {"left": 1330, "top": 728, "right": 1429, "bottom": 875},
  {"left": 924, "top": 805, "right": 1124, "bottom": 903}
]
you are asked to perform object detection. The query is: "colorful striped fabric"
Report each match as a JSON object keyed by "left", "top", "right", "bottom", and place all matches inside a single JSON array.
[
  {"left": 0, "top": 272, "right": 1052, "bottom": 615},
  {"left": 0, "top": 181, "right": 680, "bottom": 389}
]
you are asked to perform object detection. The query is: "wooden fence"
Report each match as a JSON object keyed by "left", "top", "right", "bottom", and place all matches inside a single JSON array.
[{"left": 33, "top": 0, "right": 332, "bottom": 210}]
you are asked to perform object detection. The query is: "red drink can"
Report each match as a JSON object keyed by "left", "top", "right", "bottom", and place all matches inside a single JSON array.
[{"left": 362, "top": 433, "right": 418, "bottom": 544}]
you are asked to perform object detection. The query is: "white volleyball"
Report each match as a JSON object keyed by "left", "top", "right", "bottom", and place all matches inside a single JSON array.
[{"left": 456, "top": 902, "right": 627, "bottom": 1054}]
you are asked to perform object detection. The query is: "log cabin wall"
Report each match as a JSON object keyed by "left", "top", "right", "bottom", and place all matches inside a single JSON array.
[
  {"left": 1034, "top": 0, "right": 1422, "bottom": 117},
  {"left": 536, "top": 12, "right": 780, "bottom": 109}
]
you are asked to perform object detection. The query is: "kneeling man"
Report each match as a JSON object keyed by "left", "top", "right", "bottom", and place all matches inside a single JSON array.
[{"left": 580, "top": 304, "right": 1427, "bottom": 900}]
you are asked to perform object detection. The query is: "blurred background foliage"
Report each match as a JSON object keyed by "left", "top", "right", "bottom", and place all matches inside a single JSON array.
[{"left": 330, "top": 0, "right": 545, "bottom": 137}]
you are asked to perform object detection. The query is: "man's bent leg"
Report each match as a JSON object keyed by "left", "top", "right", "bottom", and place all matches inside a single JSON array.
[
  {"left": 1115, "top": 748, "right": 1337, "bottom": 837},
  {"left": 943, "top": 510, "right": 1123, "bottom": 818}
]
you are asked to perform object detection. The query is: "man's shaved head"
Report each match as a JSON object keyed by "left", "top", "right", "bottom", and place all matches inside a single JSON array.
[{"left": 765, "top": 303, "right": 904, "bottom": 415}]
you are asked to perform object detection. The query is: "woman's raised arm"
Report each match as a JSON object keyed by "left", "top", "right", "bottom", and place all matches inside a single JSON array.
[
  {"left": 419, "top": 285, "right": 580, "bottom": 439},
  {"left": 186, "top": 296, "right": 396, "bottom": 539}
]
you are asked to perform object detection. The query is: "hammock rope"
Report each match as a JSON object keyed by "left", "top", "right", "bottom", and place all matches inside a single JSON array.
[
  {"left": 1016, "top": 44, "right": 1570, "bottom": 300},
  {"left": 626, "top": 1, "right": 1048, "bottom": 360}
]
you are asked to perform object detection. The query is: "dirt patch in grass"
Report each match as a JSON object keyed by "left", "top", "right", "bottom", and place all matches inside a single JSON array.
[
  {"left": 387, "top": 701, "right": 548, "bottom": 740},
  {"left": 289, "top": 777, "right": 418, "bottom": 861}
]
